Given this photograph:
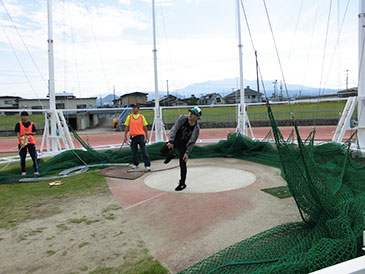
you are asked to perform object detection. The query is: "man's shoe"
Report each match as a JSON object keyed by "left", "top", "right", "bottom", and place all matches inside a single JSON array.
[
  {"left": 21, "top": 172, "right": 27, "bottom": 176},
  {"left": 131, "top": 165, "right": 138, "bottom": 169},
  {"left": 145, "top": 166, "right": 151, "bottom": 171},
  {"left": 175, "top": 183, "right": 186, "bottom": 191},
  {"left": 34, "top": 172, "right": 39, "bottom": 175},
  {"left": 164, "top": 153, "right": 175, "bottom": 164}
]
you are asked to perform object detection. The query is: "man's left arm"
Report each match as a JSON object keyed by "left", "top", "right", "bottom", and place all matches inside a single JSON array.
[
  {"left": 184, "top": 126, "right": 200, "bottom": 161},
  {"left": 142, "top": 116, "right": 149, "bottom": 143},
  {"left": 143, "top": 126, "right": 149, "bottom": 143}
]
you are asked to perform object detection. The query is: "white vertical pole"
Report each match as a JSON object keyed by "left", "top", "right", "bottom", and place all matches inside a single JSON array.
[
  {"left": 152, "top": 0, "right": 163, "bottom": 142},
  {"left": 47, "top": 0, "right": 58, "bottom": 152},
  {"left": 236, "top": 0, "right": 247, "bottom": 136},
  {"left": 358, "top": 0, "right": 365, "bottom": 149}
]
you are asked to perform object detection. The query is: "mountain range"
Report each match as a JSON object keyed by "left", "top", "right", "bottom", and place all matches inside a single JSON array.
[{"left": 97, "top": 78, "right": 338, "bottom": 106}]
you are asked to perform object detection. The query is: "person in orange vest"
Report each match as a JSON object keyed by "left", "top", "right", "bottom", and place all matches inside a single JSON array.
[
  {"left": 14, "top": 111, "right": 39, "bottom": 175},
  {"left": 123, "top": 104, "right": 151, "bottom": 171}
]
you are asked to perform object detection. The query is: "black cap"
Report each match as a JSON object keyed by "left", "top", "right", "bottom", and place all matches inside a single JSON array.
[
  {"left": 131, "top": 104, "right": 140, "bottom": 108},
  {"left": 21, "top": 111, "right": 29, "bottom": 116}
]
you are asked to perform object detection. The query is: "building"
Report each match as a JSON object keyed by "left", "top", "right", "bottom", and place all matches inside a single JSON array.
[
  {"left": 224, "top": 86, "right": 263, "bottom": 104},
  {"left": 113, "top": 92, "right": 148, "bottom": 106},
  {"left": 159, "top": 95, "right": 188, "bottom": 106},
  {"left": 199, "top": 93, "right": 225, "bottom": 105},
  {"left": 18, "top": 93, "right": 97, "bottom": 111},
  {"left": 0, "top": 96, "right": 21, "bottom": 115},
  {"left": 181, "top": 95, "right": 199, "bottom": 105},
  {"left": 337, "top": 87, "right": 357, "bottom": 98}
]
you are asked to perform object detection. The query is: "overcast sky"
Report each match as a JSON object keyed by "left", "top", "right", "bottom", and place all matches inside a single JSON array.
[{"left": 0, "top": 0, "right": 360, "bottom": 99}]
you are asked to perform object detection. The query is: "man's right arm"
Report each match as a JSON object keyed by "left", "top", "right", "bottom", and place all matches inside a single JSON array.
[
  {"left": 124, "top": 115, "right": 130, "bottom": 142},
  {"left": 15, "top": 123, "right": 20, "bottom": 141},
  {"left": 168, "top": 115, "right": 185, "bottom": 143},
  {"left": 124, "top": 126, "right": 129, "bottom": 142}
]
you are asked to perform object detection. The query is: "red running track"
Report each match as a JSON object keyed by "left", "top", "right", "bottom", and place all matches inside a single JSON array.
[{"left": 0, "top": 126, "right": 355, "bottom": 154}]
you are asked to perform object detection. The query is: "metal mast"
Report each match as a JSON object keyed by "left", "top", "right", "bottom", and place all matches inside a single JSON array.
[
  {"left": 236, "top": 0, "right": 247, "bottom": 136},
  {"left": 358, "top": 0, "right": 365, "bottom": 149},
  {"left": 47, "top": 0, "right": 58, "bottom": 152},
  {"left": 152, "top": 0, "right": 164, "bottom": 142}
]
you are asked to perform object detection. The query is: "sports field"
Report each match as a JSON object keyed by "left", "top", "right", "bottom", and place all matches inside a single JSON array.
[{"left": 0, "top": 101, "right": 349, "bottom": 130}]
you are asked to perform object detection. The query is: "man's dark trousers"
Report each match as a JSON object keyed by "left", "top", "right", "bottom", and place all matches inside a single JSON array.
[
  {"left": 160, "top": 143, "right": 187, "bottom": 184},
  {"left": 131, "top": 135, "right": 151, "bottom": 167},
  {"left": 18, "top": 144, "right": 39, "bottom": 172}
]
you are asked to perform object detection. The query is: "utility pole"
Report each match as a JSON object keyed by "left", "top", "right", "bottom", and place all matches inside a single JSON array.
[
  {"left": 113, "top": 85, "right": 116, "bottom": 106},
  {"left": 345, "top": 69, "right": 350, "bottom": 90},
  {"left": 166, "top": 80, "right": 169, "bottom": 106},
  {"left": 272, "top": 80, "right": 277, "bottom": 99},
  {"left": 255, "top": 50, "right": 260, "bottom": 93}
]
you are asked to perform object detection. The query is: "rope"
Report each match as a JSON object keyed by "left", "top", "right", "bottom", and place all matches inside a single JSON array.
[
  {"left": 0, "top": 0, "right": 45, "bottom": 108},
  {"left": 205, "top": 258, "right": 279, "bottom": 274},
  {"left": 299, "top": 0, "right": 320, "bottom": 98},
  {"left": 262, "top": 0, "right": 293, "bottom": 115},
  {"left": 284, "top": 0, "right": 304, "bottom": 74},
  {"left": 84, "top": 0, "right": 111, "bottom": 93},
  {"left": 314, "top": 0, "right": 333, "bottom": 125},
  {"left": 321, "top": 0, "right": 351, "bottom": 93},
  {"left": 0, "top": 0, "right": 48, "bottom": 91},
  {"left": 67, "top": 0, "right": 82, "bottom": 97},
  {"left": 239, "top": 0, "right": 268, "bottom": 97}
]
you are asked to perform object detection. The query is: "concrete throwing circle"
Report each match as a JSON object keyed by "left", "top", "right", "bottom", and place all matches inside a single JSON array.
[{"left": 144, "top": 166, "right": 256, "bottom": 193}]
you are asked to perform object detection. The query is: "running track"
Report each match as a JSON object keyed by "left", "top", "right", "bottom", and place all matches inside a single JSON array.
[{"left": 0, "top": 126, "right": 355, "bottom": 154}]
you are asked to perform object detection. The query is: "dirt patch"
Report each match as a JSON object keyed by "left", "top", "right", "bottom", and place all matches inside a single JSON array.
[{"left": 0, "top": 192, "right": 151, "bottom": 274}]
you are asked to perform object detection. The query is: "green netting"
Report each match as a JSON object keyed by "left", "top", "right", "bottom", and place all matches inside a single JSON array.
[
  {"left": 1, "top": 107, "right": 364, "bottom": 273},
  {"left": 178, "top": 105, "right": 365, "bottom": 273},
  {"left": 0, "top": 126, "right": 283, "bottom": 184}
]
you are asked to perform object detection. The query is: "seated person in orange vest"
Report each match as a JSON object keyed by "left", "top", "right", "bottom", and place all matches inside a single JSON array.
[
  {"left": 123, "top": 104, "right": 151, "bottom": 171},
  {"left": 14, "top": 111, "right": 39, "bottom": 175}
]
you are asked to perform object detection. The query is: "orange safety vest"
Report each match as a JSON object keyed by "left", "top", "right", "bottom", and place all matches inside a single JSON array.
[
  {"left": 18, "top": 121, "right": 36, "bottom": 145},
  {"left": 129, "top": 114, "right": 145, "bottom": 136}
]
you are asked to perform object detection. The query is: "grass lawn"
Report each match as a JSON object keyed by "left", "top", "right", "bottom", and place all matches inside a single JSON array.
[
  {"left": 0, "top": 114, "right": 45, "bottom": 130},
  {"left": 0, "top": 169, "right": 108, "bottom": 229},
  {"left": 0, "top": 168, "right": 168, "bottom": 273}
]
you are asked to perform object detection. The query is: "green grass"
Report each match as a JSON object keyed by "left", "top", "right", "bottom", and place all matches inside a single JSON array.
[
  {"left": 135, "top": 101, "right": 348, "bottom": 123},
  {"left": 68, "top": 216, "right": 100, "bottom": 225},
  {"left": 0, "top": 114, "right": 45, "bottom": 130},
  {"left": 89, "top": 248, "right": 168, "bottom": 274},
  {"left": 261, "top": 186, "right": 292, "bottom": 199},
  {"left": 0, "top": 114, "right": 44, "bottom": 123},
  {"left": 0, "top": 101, "right": 349, "bottom": 130},
  {"left": 0, "top": 168, "right": 169, "bottom": 273},
  {"left": 0, "top": 169, "right": 107, "bottom": 228}
]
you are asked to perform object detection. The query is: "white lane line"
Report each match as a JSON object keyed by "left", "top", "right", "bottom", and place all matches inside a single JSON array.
[{"left": 124, "top": 192, "right": 167, "bottom": 210}]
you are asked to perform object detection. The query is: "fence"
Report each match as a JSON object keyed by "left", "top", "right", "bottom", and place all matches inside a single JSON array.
[
  {"left": 141, "top": 109, "right": 356, "bottom": 125},
  {"left": 0, "top": 109, "right": 357, "bottom": 131}
]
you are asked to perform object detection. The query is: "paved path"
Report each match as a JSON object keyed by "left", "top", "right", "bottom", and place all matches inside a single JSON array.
[
  {"left": 0, "top": 126, "right": 355, "bottom": 154},
  {"left": 106, "top": 158, "right": 302, "bottom": 273}
]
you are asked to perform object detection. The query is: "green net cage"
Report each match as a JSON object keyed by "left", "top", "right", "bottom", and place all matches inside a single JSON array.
[{"left": 0, "top": 105, "right": 364, "bottom": 273}]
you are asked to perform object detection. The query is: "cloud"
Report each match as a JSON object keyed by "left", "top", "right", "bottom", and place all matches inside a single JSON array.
[
  {"left": 118, "top": 0, "right": 132, "bottom": 5},
  {"left": 142, "top": 0, "right": 173, "bottom": 7}
]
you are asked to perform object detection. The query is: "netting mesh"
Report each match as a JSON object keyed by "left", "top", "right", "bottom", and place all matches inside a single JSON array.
[
  {"left": 178, "top": 105, "right": 365, "bottom": 274},
  {"left": 0, "top": 106, "right": 364, "bottom": 273}
]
